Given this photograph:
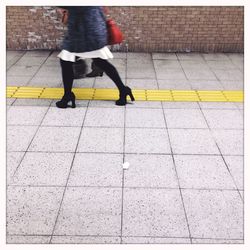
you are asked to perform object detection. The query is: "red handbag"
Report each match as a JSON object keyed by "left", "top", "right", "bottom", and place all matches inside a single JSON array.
[{"left": 106, "top": 18, "right": 123, "bottom": 45}]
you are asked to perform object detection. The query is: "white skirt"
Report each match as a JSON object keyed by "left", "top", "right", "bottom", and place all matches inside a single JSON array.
[{"left": 57, "top": 46, "right": 114, "bottom": 62}]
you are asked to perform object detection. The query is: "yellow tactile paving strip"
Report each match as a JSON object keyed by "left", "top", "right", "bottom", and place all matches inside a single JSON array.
[{"left": 6, "top": 87, "right": 243, "bottom": 102}]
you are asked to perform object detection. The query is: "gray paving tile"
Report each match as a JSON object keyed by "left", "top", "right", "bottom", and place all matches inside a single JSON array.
[
  {"left": 7, "top": 75, "right": 32, "bottom": 86},
  {"left": 227, "top": 53, "right": 244, "bottom": 61},
  {"left": 212, "top": 69, "right": 243, "bottom": 81},
  {"left": 177, "top": 53, "right": 205, "bottom": 61},
  {"left": 29, "top": 126, "right": 81, "bottom": 152},
  {"left": 189, "top": 80, "right": 224, "bottom": 90},
  {"left": 89, "top": 100, "right": 125, "bottom": 108},
  {"left": 199, "top": 102, "right": 238, "bottom": 110},
  {"left": 7, "top": 98, "right": 16, "bottom": 106},
  {"left": 122, "top": 237, "right": 191, "bottom": 244},
  {"left": 168, "top": 129, "right": 219, "bottom": 154},
  {"left": 152, "top": 53, "right": 177, "bottom": 60},
  {"left": 202, "top": 109, "right": 243, "bottom": 129},
  {"left": 35, "top": 66, "right": 61, "bottom": 77},
  {"left": 28, "top": 75, "right": 62, "bottom": 87},
  {"left": 77, "top": 127, "right": 124, "bottom": 153},
  {"left": 24, "top": 50, "right": 51, "bottom": 57},
  {"left": 220, "top": 80, "right": 243, "bottom": 90},
  {"left": 126, "top": 108, "right": 165, "bottom": 128},
  {"left": 125, "top": 128, "right": 171, "bottom": 154},
  {"left": 7, "top": 125, "right": 38, "bottom": 152},
  {"left": 127, "top": 64, "right": 156, "bottom": 79},
  {"left": 94, "top": 76, "right": 126, "bottom": 88},
  {"left": 224, "top": 156, "right": 243, "bottom": 190},
  {"left": 162, "top": 101, "right": 200, "bottom": 109},
  {"left": 154, "top": 59, "right": 182, "bottom": 69},
  {"left": 126, "top": 101, "right": 162, "bottom": 109},
  {"left": 7, "top": 106, "right": 48, "bottom": 125},
  {"left": 13, "top": 98, "right": 52, "bottom": 106},
  {"left": 211, "top": 129, "right": 243, "bottom": 155},
  {"left": 182, "top": 189, "right": 243, "bottom": 239},
  {"left": 112, "top": 52, "right": 127, "bottom": 59},
  {"left": 126, "top": 78, "right": 158, "bottom": 89},
  {"left": 174, "top": 155, "right": 237, "bottom": 189},
  {"left": 68, "top": 153, "right": 123, "bottom": 187},
  {"left": 124, "top": 154, "right": 178, "bottom": 188},
  {"left": 123, "top": 188, "right": 189, "bottom": 237},
  {"left": 51, "top": 99, "right": 89, "bottom": 108},
  {"left": 42, "top": 107, "right": 86, "bottom": 127},
  {"left": 206, "top": 60, "right": 238, "bottom": 70},
  {"left": 73, "top": 78, "right": 95, "bottom": 88},
  {"left": 127, "top": 52, "right": 151, "bottom": 60},
  {"left": 7, "top": 152, "right": 25, "bottom": 183},
  {"left": 10, "top": 152, "right": 74, "bottom": 186},
  {"left": 7, "top": 65, "right": 40, "bottom": 77},
  {"left": 202, "top": 53, "right": 231, "bottom": 61},
  {"left": 164, "top": 109, "right": 208, "bottom": 129},
  {"left": 180, "top": 60, "right": 210, "bottom": 69},
  {"left": 158, "top": 79, "right": 191, "bottom": 89},
  {"left": 51, "top": 236, "right": 120, "bottom": 244},
  {"left": 84, "top": 107, "right": 124, "bottom": 127},
  {"left": 183, "top": 68, "right": 217, "bottom": 80},
  {"left": 192, "top": 239, "right": 243, "bottom": 244},
  {"left": 16, "top": 56, "right": 47, "bottom": 66},
  {"left": 7, "top": 235, "right": 51, "bottom": 244},
  {"left": 234, "top": 102, "right": 244, "bottom": 110},
  {"left": 156, "top": 68, "right": 187, "bottom": 80},
  {"left": 7, "top": 186, "right": 64, "bottom": 235},
  {"left": 7, "top": 50, "right": 25, "bottom": 60},
  {"left": 240, "top": 191, "right": 244, "bottom": 200},
  {"left": 54, "top": 187, "right": 122, "bottom": 235},
  {"left": 43, "top": 56, "right": 60, "bottom": 66}
]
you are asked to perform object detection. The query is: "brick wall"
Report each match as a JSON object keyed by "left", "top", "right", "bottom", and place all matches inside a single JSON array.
[{"left": 6, "top": 6, "right": 244, "bottom": 52}]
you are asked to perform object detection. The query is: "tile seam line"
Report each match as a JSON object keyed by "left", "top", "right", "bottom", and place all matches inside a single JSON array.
[
  {"left": 160, "top": 95, "right": 193, "bottom": 243},
  {"left": 48, "top": 95, "right": 90, "bottom": 243}
]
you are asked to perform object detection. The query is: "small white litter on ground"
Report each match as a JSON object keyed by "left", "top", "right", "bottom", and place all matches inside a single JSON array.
[{"left": 122, "top": 162, "right": 130, "bottom": 170}]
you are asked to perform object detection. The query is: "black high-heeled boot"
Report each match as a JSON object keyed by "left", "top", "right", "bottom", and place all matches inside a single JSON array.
[
  {"left": 86, "top": 61, "right": 104, "bottom": 78},
  {"left": 115, "top": 86, "right": 135, "bottom": 106},
  {"left": 56, "top": 92, "right": 76, "bottom": 109}
]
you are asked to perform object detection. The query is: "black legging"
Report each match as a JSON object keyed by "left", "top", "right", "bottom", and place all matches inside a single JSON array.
[{"left": 60, "top": 58, "right": 125, "bottom": 95}]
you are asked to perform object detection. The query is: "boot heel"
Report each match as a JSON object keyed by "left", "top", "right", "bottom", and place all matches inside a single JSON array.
[
  {"left": 129, "top": 92, "right": 135, "bottom": 101},
  {"left": 71, "top": 93, "right": 76, "bottom": 108},
  {"left": 71, "top": 100, "right": 76, "bottom": 108}
]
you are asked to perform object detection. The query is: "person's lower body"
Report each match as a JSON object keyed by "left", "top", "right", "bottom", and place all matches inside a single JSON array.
[
  {"left": 85, "top": 61, "right": 104, "bottom": 77},
  {"left": 56, "top": 57, "right": 135, "bottom": 108},
  {"left": 56, "top": 59, "right": 76, "bottom": 108},
  {"left": 92, "top": 58, "right": 135, "bottom": 105}
]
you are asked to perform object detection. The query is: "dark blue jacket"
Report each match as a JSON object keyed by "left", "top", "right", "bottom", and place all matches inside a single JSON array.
[{"left": 60, "top": 7, "right": 108, "bottom": 53}]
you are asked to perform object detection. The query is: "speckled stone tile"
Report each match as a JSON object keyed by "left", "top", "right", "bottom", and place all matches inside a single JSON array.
[
  {"left": 126, "top": 101, "right": 162, "bottom": 109},
  {"left": 158, "top": 79, "right": 192, "bottom": 89},
  {"left": 6, "top": 98, "right": 16, "bottom": 106},
  {"left": 182, "top": 190, "right": 243, "bottom": 239},
  {"left": 67, "top": 153, "right": 123, "bottom": 187},
  {"left": 7, "top": 152, "right": 25, "bottom": 183},
  {"left": 162, "top": 102, "right": 199, "bottom": 109},
  {"left": 77, "top": 127, "right": 124, "bottom": 153},
  {"left": 122, "top": 236, "right": 191, "bottom": 244},
  {"left": 122, "top": 188, "right": 189, "bottom": 237},
  {"left": 51, "top": 236, "right": 121, "bottom": 244},
  {"left": 7, "top": 125, "right": 38, "bottom": 152},
  {"left": 126, "top": 108, "right": 166, "bottom": 128},
  {"left": 183, "top": 68, "right": 217, "bottom": 80},
  {"left": 212, "top": 69, "right": 243, "bottom": 81},
  {"left": 7, "top": 106, "right": 48, "bottom": 125},
  {"left": 124, "top": 154, "right": 178, "bottom": 188},
  {"left": 174, "top": 155, "right": 237, "bottom": 189},
  {"left": 13, "top": 98, "right": 52, "bottom": 106},
  {"left": 199, "top": 102, "right": 238, "bottom": 110},
  {"left": 126, "top": 78, "right": 158, "bottom": 89},
  {"left": 192, "top": 239, "right": 243, "bottom": 244},
  {"left": 41, "top": 107, "right": 86, "bottom": 127},
  {"left": 223, "top": 156, "right": 243, "bottom": 190},
  {"left": 164, "top": 109, "right": 208, "bottom": 129},
  {"left": 84, "top": 107, "right": 124, "bottom": 127},
  {"left": 211, "top": 129, "right": 243, "bottom": 155},
  {"left": 10, "top": 152, "right": 74, "bottom": 186},
  {"left": 7, "top": 65, "right": 40, "bottom": 77},
  {"left": 177, "top": 53, "right": 205, "bottom": 61},
  {"left": 202, "top": 109, "right": 243, "bottom": 129},
  {"left": 168, "top": 129, "right": 219, "bottom": 155},
  {"left": 202, "top": 53, "right": 231, "bottom": 61},
  {"left": 29, "top": 126, "right": 81, "bottom": 152},
  {"left": 89, "top": 100, "right": 125, "bottom": 108},
  {"left": 152, "top": 53, "right": 177, "bottom": 60},
  {"left": 53, "top": 187, "right": 122, "bottom": 236},
  {"left": 7, "top": 76, "right": 32, "bottom": 86},
  {"left": 155, "top": 68, "right": 187, "bottom": 80},
  {"left": 16, "top": 56, "right": 47, "bottom": 66},
  {"left": 188, "top": 80, "right": 224, "bottom": 90},
  {"left": 7, "top": 186, "right": 64, "bottom": 235},
  {"left": 125, "top": 128, "right": 171, "bottom": 154},
  {"left": 7, "top": 235, "right": 51, "bottom": 244}
]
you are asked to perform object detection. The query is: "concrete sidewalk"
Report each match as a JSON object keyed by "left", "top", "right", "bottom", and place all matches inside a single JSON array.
[{"left": 6, "top": 51, "right": 244, "bottom": 244}]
